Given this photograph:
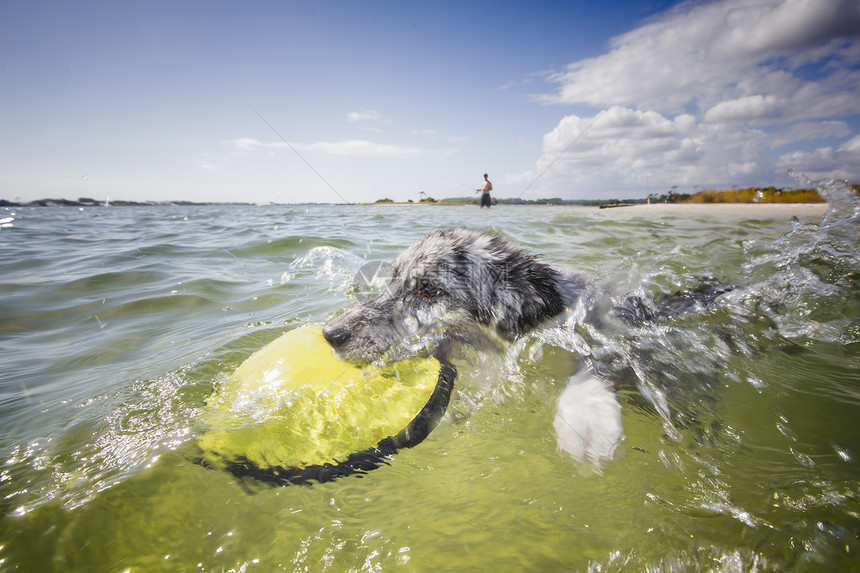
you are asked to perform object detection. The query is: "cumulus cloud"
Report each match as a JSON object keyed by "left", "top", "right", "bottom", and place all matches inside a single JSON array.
[
  {"left": 529, "top": 0, "right": 860, "bottom": 197},
  {"left": 520, "top": 106, "right": 774, "bottom": 195},
  {"left": 544, "top": 0, "right": 860, "bottom": 116},
  {"left": 776, "top": 133, "right": 860, "bottom": 180},
  {"left": 704, "top": 95, "right": 786, "bottom": 123}
]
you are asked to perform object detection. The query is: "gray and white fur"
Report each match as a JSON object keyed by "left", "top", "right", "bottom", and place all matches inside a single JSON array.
[{"left": 322, "top": 227, "right": 623, "bottom": 469}]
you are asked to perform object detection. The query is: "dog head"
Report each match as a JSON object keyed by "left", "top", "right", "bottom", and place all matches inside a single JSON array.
[{"left": 322, "top": 227, "right": 567, "bottom": 362}]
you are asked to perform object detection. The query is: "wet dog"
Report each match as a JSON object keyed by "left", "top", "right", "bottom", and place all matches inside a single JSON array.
[
  {"left": 323, "top": 227, "right": 732, "bottom": 470},
  {"left": 322, "top": 227, "right": 630, "bottom": 468}
]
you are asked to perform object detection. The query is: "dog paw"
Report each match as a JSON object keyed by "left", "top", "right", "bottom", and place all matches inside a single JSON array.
[{"left": 553, "top": 370, "right": 623, "bottom": 472}]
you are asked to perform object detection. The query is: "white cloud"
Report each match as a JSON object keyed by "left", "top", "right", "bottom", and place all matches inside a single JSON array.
[
  {"left": 223, "top": 137, "right": 453, "bottom": 159},
  {"left": 704, "top": 95, "right": 785, "bottom": 123},
  {"left": 347, "top": 110, "right": 380, "bottom": 122},
  {"left": 776, "top": 133, "right": 860, "bottom": 180},
  {"left": 544, "top": 0, "right": 860, "bottom": 116},
  {"left": 223, "top": 138, "right": 290, "bottom": 153},
  {"left": 228, "top": 137, "right": 267, "bottom": 150},
  {"left": 300, "top": 140, "right": 424, "bottom": 157},
  {"left": 195, "top": 159, "right": 218, "bottom": 172},
  {"left": 520, "top": 106, "right": 776, "bottom": 197},
  {"left": 528, "top": 0, "right": 860, "bottom": 197}
]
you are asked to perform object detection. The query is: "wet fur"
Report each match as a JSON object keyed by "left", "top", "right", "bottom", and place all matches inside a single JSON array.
[
  {"left": 323, "top": 227, "right": 591, "bottom": 362},
  {"left": 323, "top": 227, "right": 730, "bottom": 470},
  {"left": 323, "top": 227, "right": 619, "bottom": 469}
]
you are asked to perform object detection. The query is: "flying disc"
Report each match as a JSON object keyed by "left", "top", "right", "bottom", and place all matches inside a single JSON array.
[{"left": 197, "top": 325, "right": 454, "bottom": 484}]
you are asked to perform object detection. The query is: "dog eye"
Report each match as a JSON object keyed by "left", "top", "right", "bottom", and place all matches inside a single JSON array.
[{"left": 418, "top": 283, "right": 441, "bottom": 298}]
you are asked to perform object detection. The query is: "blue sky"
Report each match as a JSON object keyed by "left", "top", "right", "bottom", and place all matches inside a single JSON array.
[{"left": 2, "top": 0, "right": 859, "bottom": 204}]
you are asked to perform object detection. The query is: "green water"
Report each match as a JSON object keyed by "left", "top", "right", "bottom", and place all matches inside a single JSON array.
[{"left": 1, "top": 182, "right": 858, "bottom": 571}]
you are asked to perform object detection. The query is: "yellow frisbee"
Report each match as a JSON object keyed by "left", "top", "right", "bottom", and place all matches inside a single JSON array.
[{"left": 197, "top": 325, "right": 453, "bottom": 484}]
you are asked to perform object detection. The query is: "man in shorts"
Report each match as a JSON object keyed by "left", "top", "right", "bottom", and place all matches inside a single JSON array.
[{"left": 477, "top": 173, "right": 493, "bottom": 208}]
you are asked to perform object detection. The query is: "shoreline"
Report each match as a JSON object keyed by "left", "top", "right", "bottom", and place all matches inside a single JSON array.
[{"left": 615, "top": 202, "right": 827, "bottom": 216}]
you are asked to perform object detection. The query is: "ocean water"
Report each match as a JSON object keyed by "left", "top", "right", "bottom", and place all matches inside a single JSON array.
[{"left": 0, "top": 180, "right": 858, "bottom": 572}]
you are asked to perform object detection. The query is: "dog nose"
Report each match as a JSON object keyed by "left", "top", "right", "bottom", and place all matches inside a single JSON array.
[{"left": 322, "top": 323, "right": 350, "bottom": 348}]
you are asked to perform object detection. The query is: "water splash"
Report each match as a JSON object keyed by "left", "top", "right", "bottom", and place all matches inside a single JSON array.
[
  {"left": 281, "top": 246, "right": 365, "bottom": 292},
  {"left": 527, "top": 177, "right": 859, "bottom": 445},
  {"left": 739, "top": 176, "right": 859, "bottom": 344},
  {"left": 2, "top": 362, "right": 203, "bottom": 512}
]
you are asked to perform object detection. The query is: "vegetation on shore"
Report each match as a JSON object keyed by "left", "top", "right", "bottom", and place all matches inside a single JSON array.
[
  {"left": 684, "top": 186, "right": 829, "bottom": 204},
  {"left": 376, "top": 183, "right": 858, "bottom": 207}
]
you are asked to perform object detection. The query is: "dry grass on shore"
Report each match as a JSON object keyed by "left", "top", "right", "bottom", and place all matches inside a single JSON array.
[{"left": 685, "top": 187, "right": 825, "bottom": 204}]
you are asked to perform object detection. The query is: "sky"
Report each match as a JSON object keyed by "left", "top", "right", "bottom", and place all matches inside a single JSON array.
[{"left": 1, "top": 0, "right": 859, "bottom": 204}]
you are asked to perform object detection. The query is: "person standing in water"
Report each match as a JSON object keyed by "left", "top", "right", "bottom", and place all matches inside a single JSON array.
[{"left": 476, "top": 173, "right": 492, "bottom": 208}]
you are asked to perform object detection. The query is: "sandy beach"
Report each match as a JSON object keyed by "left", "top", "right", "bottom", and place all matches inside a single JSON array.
[{"left": 611, "top": 202, "right": 828, "bottom": 217}]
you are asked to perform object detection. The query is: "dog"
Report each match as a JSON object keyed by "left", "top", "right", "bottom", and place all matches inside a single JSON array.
[
  {"left": 324, "top": 227, "right": 735, "bottom": 471},
  {"left": 322, "top": 227, "right": 643, "bottom": 469}
]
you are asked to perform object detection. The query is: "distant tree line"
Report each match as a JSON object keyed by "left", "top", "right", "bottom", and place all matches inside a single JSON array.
[
  {"left": 0, "top": 197, "right": 252, "bottom": 208},
  {"left": 377, "top": 184, "right": 860, "bottom": 206}
]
